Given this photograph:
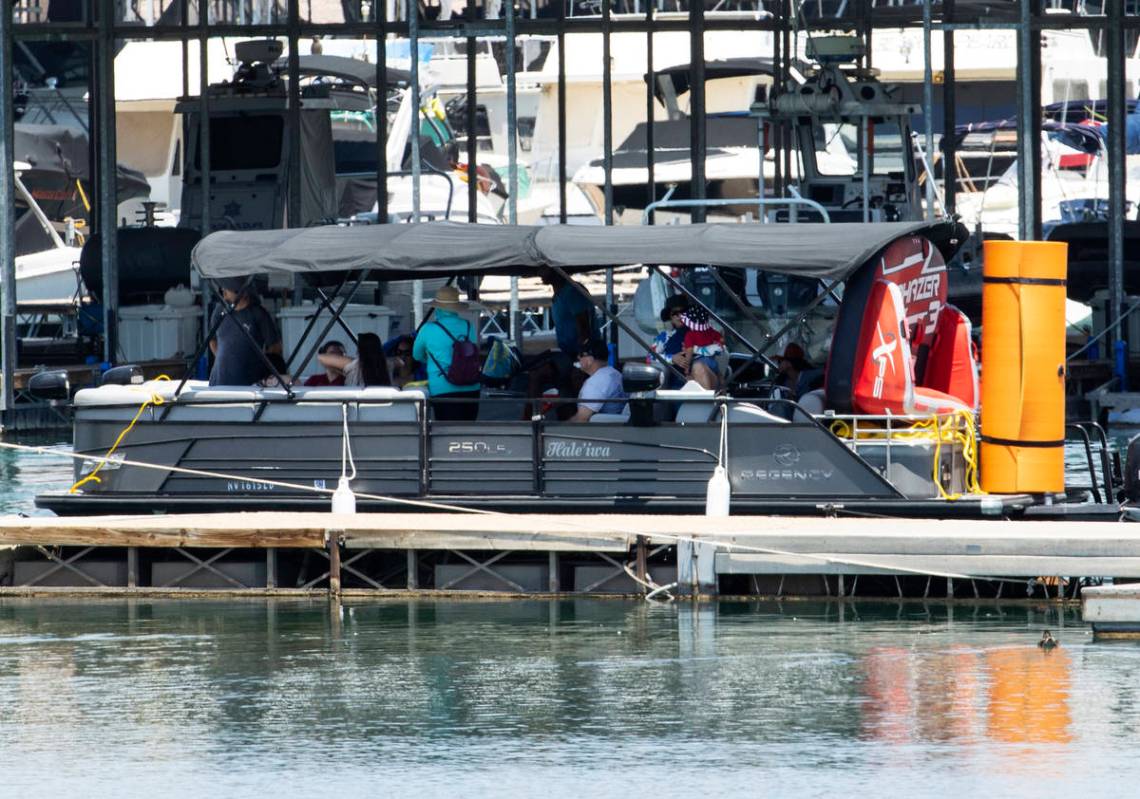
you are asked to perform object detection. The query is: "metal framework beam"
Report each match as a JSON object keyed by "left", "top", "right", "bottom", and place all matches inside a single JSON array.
[
  {"left": 1108, "top": 0, "right": 1128, "bottom": 351},
  {"left": 1015, "top": 0, "right": 1042, "bottom": 241},
  {"left": 0, "top": 2, "right": 16, "bottom": 412}
]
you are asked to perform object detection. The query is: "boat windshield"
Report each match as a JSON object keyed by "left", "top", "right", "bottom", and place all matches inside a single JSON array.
[{"left": 815, "top": 120, "right": 909, "bottom": 177}]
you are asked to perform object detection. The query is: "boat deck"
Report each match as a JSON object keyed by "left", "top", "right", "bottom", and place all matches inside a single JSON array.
[{"left": 0, "top": 511, "right": 1136, "bottom": 598}]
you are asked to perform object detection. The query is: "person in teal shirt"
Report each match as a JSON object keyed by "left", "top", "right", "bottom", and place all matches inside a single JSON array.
[{"left": 412, "top": 285, "right": 482, "bottom": 421}]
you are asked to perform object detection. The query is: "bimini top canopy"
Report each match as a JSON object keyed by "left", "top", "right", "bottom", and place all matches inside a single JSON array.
[{"left": 191, "top": 220, "right": 967, "bottom": 282}]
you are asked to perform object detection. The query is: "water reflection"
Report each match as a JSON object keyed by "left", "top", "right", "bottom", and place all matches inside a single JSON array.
[{"left": 0, "top": 599, "right": 1130, "bottom": 796}]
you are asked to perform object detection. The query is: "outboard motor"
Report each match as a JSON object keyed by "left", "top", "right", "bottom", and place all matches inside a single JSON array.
[
  {"left": 622, "top": 362, "right": 661, "bottom": 427},
  {"left": 1123, "top": 433, "right": 1140, "bottom": 503},
  {"left": 26, "top": 369, "right": 70, "bottom": 402},
  {"left": 101, "top": 365, "right": 145, "bottom": 387}
]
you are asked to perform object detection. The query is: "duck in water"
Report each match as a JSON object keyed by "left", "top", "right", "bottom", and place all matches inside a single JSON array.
[{"left": 1038, "top": 630, "right": 1059, "bottom": 650}]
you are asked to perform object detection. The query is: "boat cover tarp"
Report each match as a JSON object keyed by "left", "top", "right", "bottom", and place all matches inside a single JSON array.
[{"left": 193, "top": 219, "right": 967, "bottom": 282}]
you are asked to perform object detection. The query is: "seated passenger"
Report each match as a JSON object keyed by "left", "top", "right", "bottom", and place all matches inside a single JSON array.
[
  {"left": 680, "top": 306, "right": 725, "bottom": 391},
  {"left": 208, "top": 279, "right": 281, "bottom": 386},
  {"left": 773, "top": 343, "right": 809, "bottom": 394},
  {"left": 570, "top": 340, "right": 627, "bottom": 422},
  {"left": 318, "top": 332, "right": 390, "bottom": 387},
  {"left": 649, "top": 294, "right": 691, "bottom": 390},
  {"left": 385, "top": 334, "right": 425, "bottom": 389},
  {"left": 303, "top": 340, "right": 347, "bottom": 387}
]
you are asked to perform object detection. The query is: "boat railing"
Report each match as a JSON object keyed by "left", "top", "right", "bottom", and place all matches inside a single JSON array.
[
  {"left": 821, "top": 410, "right": 975, "bottom": 495},
  {"left": 640, "top": 196, "right": 832, "bottom": 225}
]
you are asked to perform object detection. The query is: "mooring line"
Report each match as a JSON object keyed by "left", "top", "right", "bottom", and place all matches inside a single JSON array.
[{"left": 0, "top": 439, "right": 1037, "bottom": 586}]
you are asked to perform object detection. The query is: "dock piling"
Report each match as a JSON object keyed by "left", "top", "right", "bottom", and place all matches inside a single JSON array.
[{"left": 327, "top": 532, "right": 341, "bottom": 596}]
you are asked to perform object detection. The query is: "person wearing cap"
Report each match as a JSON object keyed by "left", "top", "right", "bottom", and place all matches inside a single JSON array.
[
  {"left": 680, "top": 306, "right": 725, "bottom": 391},
  {"left": 208, "top": 278, "right": 281, "bottom": 386},
  {"left": 570, "top": 339, "right": 627, "bottom": 422},
  {"left": 413, "top": 285, "right": 482, "bottom": 421},
  {"left": 649, "top": 294, "right": 691, "bottom": 389},
  {"left": 773, "top": 342, "right": 816, "bottom": 396}
]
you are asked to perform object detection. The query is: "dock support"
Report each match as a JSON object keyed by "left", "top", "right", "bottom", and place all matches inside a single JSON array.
[
  {"left": 406, "top": 549, "right": 418, "bottom": 590},
  {"left": 636, "top": 536, "right": 647, "bottom": 587},
  {"left": 327, "top": 533, "right": 341, "bottom": 596},
  {"left": 127, "top": 547, "right": 138, "bottom": 589},
  {"left": 678, "top": 536, "right": 717, "bottom": 597},
  {"left": 548, "top": 551, "right": 559, "bottom": 593},
  {"left": 266, "top": 548, "right": 277, "bottom": 589}
]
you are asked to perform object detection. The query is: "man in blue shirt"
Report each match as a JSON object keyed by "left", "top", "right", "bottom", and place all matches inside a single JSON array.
[{"left": 412, "top": 285, "right": 482, "bottom": 421}]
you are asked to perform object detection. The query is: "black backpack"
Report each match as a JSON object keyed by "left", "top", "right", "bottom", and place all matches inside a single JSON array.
[{"left": 428, "top": 320, "right": 482, "bottom": 386}]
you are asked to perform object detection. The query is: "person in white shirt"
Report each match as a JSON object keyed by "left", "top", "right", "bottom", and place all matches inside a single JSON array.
[{"left": 571, "top": 339, "right": 627, "bottom": 422}]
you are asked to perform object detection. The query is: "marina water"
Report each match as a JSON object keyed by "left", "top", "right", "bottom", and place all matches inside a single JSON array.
[{"left": 1, "top": 598, "right": 1139, "bottom": 795}]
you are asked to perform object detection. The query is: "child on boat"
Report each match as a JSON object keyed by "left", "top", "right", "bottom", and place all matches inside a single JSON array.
[{"left": 679, "top": 306, "right": 724, "bottom": 390}]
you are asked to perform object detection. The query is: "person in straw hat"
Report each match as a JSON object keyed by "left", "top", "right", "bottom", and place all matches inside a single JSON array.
[{"left": 413, "top": 285, "right": 482, "bottom": 421}]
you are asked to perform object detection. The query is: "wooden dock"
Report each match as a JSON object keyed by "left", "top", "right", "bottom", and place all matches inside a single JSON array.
[{"left": 0, "top": 511, "right": 1138, "bottom": 598}]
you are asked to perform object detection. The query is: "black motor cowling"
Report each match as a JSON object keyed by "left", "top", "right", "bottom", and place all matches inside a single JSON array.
[
  {"left": 622, "top": 362, "right": 661, "bottom": 427},
  {"left": 1124, "top": 433, "right": 1140, "bottom": 503},
  {"left": 26, "top": 369, "right": 70, "bottom": 401}
]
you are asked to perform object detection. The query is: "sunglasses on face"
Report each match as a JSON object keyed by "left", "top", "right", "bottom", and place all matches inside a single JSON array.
[{"left": 396, "top": 348, "right": 412, "bottom": 356}]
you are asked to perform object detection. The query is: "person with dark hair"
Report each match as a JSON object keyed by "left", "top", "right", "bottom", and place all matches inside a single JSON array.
[
  {"left": 208, "top": 279, "right": 281, "bottom": 386},
  {"left": 318, "top": 332, "right": 390, "bottom": 387},
  {"left": 570, "top": 340, "right": 626, "bottom": 423},
  {"left": 385, "top": 334, "right": 425, "bottom": 388},
  {"left": 649, "top": 294, "right": 691, "bottom": 389},
  {"left": 304, "top": 340, "right": 347, "bottom": 387}
]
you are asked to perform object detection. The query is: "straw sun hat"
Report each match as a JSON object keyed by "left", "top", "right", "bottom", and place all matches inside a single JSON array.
[{"left": 433, "top": 285, "right": 468, "bottom": 309}]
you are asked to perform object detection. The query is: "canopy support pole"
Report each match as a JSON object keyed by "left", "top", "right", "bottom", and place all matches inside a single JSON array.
[
  {"left": 284, "top": 271, "right": 375, "bottom": 379},
  {"left": 727, "top": 278, "right": 845, "bottom": 383}
]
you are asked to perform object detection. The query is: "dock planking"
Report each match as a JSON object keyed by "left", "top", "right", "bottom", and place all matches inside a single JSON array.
[{"left": 3, "top": 512, "right": 1140, "bottom": 566}]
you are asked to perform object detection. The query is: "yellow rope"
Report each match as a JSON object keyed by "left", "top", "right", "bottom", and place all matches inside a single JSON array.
[
  {"left": 830, "top": 410, "right": 983, "bottom": 501},
  {"left": 68, "top": 376, "right": 171, "bottom": 494},
  {"left": 75, "top": 178, "right": 91, "bottom": 213}
]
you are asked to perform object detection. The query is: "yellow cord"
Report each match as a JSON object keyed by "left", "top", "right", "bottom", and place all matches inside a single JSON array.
[
  {"left": 829, "top": 409, "right": 983, "bottom": 501},
  {"left": 75, "top": 179, "right": 91, "bottom": 213},
  {"left": 69, "top": 376, "right": 170, "bottom": 494}
]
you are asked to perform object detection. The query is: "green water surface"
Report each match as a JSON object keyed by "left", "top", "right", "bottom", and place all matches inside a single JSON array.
[{"left": 0, "top": 599, "right": 1137, "bottom": 796}]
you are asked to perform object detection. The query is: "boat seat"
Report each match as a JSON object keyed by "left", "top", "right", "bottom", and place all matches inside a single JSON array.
[
  {"left": 723, "top": 403, "right": 788, "bottom": 424},
  {"left": 661, "top": 381, "right": 719, "bottom": 425}
]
